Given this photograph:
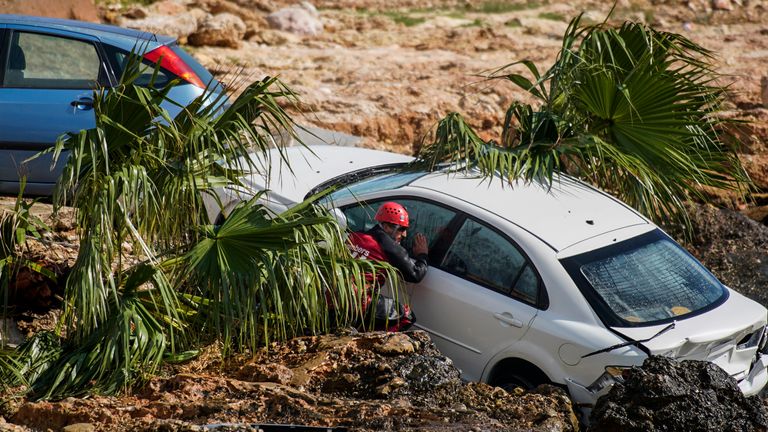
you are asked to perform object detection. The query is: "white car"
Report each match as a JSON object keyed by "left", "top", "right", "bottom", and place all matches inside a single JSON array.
[{"left": 211, "top": 144, "right": 768, "bottom": 414}]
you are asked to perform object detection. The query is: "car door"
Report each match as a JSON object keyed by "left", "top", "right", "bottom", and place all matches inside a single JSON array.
[
  {"left": 0, "top": 27, "right": 109, "bottom": 194},
  {"left": 342, "top": 197, "right": 545, "bottom": 381},
  {"left": 410, "top": 216, "right": 545, "bottom": 382}
]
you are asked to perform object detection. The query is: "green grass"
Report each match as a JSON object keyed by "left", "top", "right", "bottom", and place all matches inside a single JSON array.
[
  {"left": 356, "top": 0, "right": 544, "bottom": 28},
  {"left": 461, "top": 18, "right": 487, "bottom": 28},
  {"left": 383, "top": 12, "right": 427, "bottom": 27},
  {"left": 539, "top": 12, "right": 566, "bottom": 21},
  {"left": 471, "top": 1, "right": 541, "bottom": 14}
]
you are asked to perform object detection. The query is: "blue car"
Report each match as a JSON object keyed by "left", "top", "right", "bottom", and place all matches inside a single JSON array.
[{"left": 0, "top": 14, "right": 226, "bottom": 196}]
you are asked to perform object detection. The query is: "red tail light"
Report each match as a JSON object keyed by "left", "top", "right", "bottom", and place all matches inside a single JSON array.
[{"left": 143, "top": 45, "right": 205, "bottom": 89}]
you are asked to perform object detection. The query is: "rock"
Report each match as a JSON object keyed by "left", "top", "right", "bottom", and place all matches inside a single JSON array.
[
  {"left": 589, "top": 356, "right": 768, "bottom": 431},
  {"left": 266, "top": 5, "right": 324, "bottom": 36},
  {"left": 248, "top": 29, "right": 302, "bottom": 45},
  {"left": 743, "top": 204, "right": 768, "bottom": 225},
  {"left": 762, "top": 76, "right": 768, "bottom": 108},
  {"left": 188, "top": 13, "right": 246, "bottom": 48},
  {"left": 148, "top": 0, "right": 188, "bottom": 16},
  {"left": 235, "top": 362, "right": 294, "bottom": 385},
  {"left": 122, "top": 7, "right": 149, "bottom": 19},
  {"left": 198, "top": 0, "right": 262, "bottom": 22},
  {"left": 118, "top": 13, "right": 202, "bottom": 41},
  {"left": 372, "top": 332, "right": 416, "bottom": 355},
  {"left": 62, "top": 424, "right": 95, "bottom": 432},
  {"left": 0, "top": 0, "right": 99, "bottom": 22},
  {"left": 6, "top": 331, "right": 577, "bottom": 431},
  {"left": 712, "top": 0, "right": 733, "bottom": 11}
]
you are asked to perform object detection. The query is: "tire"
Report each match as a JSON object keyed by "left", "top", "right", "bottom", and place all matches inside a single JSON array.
[{"left": 499, "top": 374, "right": 538, "bottom": 392}]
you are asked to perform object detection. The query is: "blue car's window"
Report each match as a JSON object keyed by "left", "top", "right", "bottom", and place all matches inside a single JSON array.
[{"left": 4, "top": 32, "right": 101, "bottom": 89}]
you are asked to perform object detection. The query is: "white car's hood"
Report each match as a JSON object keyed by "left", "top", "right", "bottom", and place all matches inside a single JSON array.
[
  {"left": 613, "top": 288, "right": 766, "bottom": 377},
  {"left": 238, "top": 145, "right": 413, "bottom": 205}
]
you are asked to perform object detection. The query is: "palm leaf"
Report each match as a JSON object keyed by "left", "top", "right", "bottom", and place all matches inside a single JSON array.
[
  {"left": 417, "top": 14, "right": 750, "bottom": 227},
  {"left": 175, "top": 200, "right": 395, "bottom": 352}
]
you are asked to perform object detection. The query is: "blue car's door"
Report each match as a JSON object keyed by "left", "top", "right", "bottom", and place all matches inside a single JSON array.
[{"left": 0, "top": 26, "right": 110, "bottom": 195}]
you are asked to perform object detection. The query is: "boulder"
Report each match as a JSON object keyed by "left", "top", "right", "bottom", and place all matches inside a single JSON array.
[
  {"left": 0, "top": 0, "right": 99, "bottom": 22},
  {"left": 762, "top": 75, "right": 768, "bottom": 108},
  {"left": 188, "top": 12, "right": 246, "bottom": 48},
  {"left": 148, "top": 0, "right": 189, "bottom": 16},
  {"left": 117, "top": 12, "right": 204, "bottom": 42},
  {"left": 266, "top": 4, "right": 324, "bottom": 36},
  {"left": 589, "top": 356, "right": 768, "bottom": 431}
]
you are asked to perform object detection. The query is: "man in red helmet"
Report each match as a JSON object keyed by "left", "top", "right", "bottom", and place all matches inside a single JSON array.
[{"left": 347, "top": 202, "right": 429, "bottom": 331}]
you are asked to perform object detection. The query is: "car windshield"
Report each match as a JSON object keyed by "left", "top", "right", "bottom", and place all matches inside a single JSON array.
[
  {"left": 561, "top": 230, "right": 727, "bottom": 326},
  {"left": 320, "top": 170, "right": 427, "bottom": 204}
]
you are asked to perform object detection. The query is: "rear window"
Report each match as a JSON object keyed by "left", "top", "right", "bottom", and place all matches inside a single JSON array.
[{"left": 561, "top": 230, "right": 727, "bottom": 326}]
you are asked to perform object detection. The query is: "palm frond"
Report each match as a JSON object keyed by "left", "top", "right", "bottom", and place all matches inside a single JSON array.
[
  {"left": 175, "top": 200, "right": 396, "bottom": 352},
  {"left": 417, "top": 14, "right": 750, "bottom": 227},
  {"left": 31, "top": 265, "right": 178, "bottom": 399}
]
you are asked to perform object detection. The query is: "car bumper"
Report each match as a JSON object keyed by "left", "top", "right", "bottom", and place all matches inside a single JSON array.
[{"left": 737, "top": 353, "right": 768, "bottom": 396}]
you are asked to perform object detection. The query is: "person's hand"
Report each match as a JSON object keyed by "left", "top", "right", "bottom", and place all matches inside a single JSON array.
[{"left": 412, "top": 233, "right": 428, "bottom": 256}]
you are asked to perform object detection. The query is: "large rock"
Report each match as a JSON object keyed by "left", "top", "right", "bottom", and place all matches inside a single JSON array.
[
  {"left": 188, "top": 12, "right": 246, "bottom": 48},
  {"left": 117, "top": 11, "right": 205, "bottom": 42},
  {"left": 589, "top": 356, "right": 768, "bottom": 431},
  {"left": 266, "top": 4, "right": 324, "bottom": 36},
  {"left": 0, "top": 0, "right": 99, "bottom": 22}
]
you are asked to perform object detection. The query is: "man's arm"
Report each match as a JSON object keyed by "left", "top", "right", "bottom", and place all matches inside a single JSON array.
[{"left": 375, "top": 231, "right": 429, "bottom": 283}]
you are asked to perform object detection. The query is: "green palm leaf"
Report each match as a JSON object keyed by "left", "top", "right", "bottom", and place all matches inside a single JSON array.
[
  {"left": 175, "top": 200, "right": 395, "bottom": 352},
  {"left": 416, "top": 14, "right": 749, "bottom": 226}
]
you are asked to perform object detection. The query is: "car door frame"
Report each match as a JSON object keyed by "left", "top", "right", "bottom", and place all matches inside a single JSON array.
[
  {"left": 0, "top": 24, "right": 116, "bottom": 194},
  {"left": 1, "top": 24, "right": 117, "bottom": 85},
  {"left": 338, "top": 191, "right": 551, "bottom": 379}
]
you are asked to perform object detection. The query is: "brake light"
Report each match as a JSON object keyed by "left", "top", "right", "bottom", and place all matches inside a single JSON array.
[{"left": 143, "top": 45, "right": 205, "bottom": 89}]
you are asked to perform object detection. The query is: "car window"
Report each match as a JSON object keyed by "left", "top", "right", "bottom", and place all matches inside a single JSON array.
[
  {"left": 325, "top": 171, "right": 426, "bottom": 205},
  {"left": 579, "top": 236, "right": 725, "bottom": 324},
  {"left": 3, "top": 31, "right": 101, "bottom": 89},
  {"left": 344, "top": 199, "right": 457, "bottom": 252},
  {"left": 442, "top": 218, "right": 540, "bottom": 305}
]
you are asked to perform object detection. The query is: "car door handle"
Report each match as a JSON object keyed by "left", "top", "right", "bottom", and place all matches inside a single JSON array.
[
  {"left": 494, "top": 312, "right": 524, "bottom": 328},
  {"left": 70, "top": 98, "right": 94, "bottom": 111}
]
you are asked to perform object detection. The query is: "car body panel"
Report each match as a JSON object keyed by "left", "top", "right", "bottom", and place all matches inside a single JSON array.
[{"left": 411, "top": 173, "right": 649, "bottom": 252}]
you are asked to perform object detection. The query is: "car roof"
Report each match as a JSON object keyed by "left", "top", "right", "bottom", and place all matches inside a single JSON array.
[
  {"left": 0, "top": 14, "right": 174, "bottom": 45},
  {"left": 410, "top": 171, "right": 649, "bottom": 252},
  {"left": 245, "top": 145, "right": 649, "bottom": 251},
  {"left": 242, "top": 145, "right": 414, "bottom": 204}
]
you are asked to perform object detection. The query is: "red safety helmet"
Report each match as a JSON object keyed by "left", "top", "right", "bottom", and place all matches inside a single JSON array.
[{"left": 374, "top": 202, "right": 409, "bottom": 227}]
